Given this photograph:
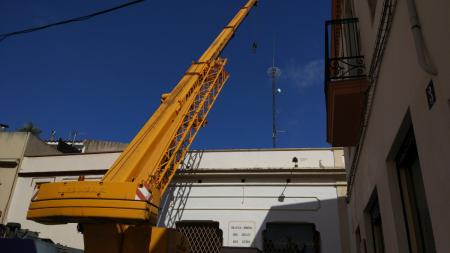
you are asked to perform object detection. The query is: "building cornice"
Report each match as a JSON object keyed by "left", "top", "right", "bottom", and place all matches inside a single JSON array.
[
  {"left": 18, "top": 167, "right": 346, "bottom": 183},
  {"left": 23, "top": 147, "right": 342, "bottom": 158}
]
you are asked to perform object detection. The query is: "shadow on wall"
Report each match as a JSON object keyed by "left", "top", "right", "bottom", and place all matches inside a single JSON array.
[
  {"left": 157, "top": 151, "right": 344, "bottom": 252},
  {"left": 160, "top": 189, "right": 343, "bottom": 252},
  {"left": 157, "top": 150, "right": 204, "bottom": 227},
  {"left": 251, "top": 197, "right": 342, "bottom": 253}
]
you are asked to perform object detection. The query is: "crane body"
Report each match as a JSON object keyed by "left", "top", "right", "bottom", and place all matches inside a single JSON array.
[{"left": 26, "top": 1, "right": 257, "bottom": 252}]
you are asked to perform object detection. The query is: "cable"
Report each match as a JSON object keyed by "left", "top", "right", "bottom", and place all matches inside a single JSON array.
[{"left": 0, "top": 0, "right": 145, "bottom": 42}]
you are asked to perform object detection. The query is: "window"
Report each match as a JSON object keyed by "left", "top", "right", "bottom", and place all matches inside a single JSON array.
[
  {"left": 355, "top": 226, "right": 368, "bottom": 253},
  {"left": 344, "top": 0, "right": 355, "bottom": 18},
  {"left": 263, "top": 223, "right": 320, "bottom": 253},
  {"left": 176, "top": 220, "right": 223, "bottom": 253},
  {"left": 396, "top": 129, "right": 436, "bottom": 253},
  {"left": 367, "top": 0, "right": 378, "bottom": 23},
  {"left": 355, "top": 227, "right": 362, "bottom": 253},
  {"left": 366, "top": 193, "right": 385, "bottom": 253}
]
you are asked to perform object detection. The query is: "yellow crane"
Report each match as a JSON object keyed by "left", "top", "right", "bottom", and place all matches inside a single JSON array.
[{"left": 26, "top": 1, "right": 257, "bottom": 252}]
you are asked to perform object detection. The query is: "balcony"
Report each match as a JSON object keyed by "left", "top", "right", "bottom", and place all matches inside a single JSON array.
[{"left": 325, "top": 18, "right": 369, "bottom": 147}]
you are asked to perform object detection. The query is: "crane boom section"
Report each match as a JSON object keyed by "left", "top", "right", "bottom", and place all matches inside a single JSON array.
[
  {"left": 103, "top": 0, "right": 256, "bottom": 186},
  {"left": 199, "top": 0, "right": 257, "bottom": 62},
  {"left": 27, "top": 0, "right": 257, "bottom": 225}
]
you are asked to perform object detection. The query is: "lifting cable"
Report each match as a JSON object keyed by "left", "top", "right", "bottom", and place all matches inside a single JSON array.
[{"left": 250, "top": 1, "right": 258, "bottom": 53}]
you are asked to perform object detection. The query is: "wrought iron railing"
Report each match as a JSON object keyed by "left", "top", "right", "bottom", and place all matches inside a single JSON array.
[{"left": 325, "top": 18, "right": 366, "bottom": 83}]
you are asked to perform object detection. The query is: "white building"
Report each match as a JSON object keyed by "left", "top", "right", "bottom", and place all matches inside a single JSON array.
[{"left": 4, "top": 147, "right": 349, "bottom": 252}]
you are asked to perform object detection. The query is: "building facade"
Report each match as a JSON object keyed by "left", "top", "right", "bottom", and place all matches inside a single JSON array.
[
  {"left": 4, "top": 148, "right": 349, "bottom": 252},
  {"left": 325, "top": 0, "right": 450, "bottom": 252},
  {"left": 0, "top": 132, "right": 60, "bottom": 223}
]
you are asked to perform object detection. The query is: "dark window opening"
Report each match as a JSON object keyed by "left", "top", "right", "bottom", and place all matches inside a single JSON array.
[
  {"left": 263, "top": 222, "right": 320, "bottom": 253},
  {"left": 366, "top": 193, "right": 385, "bottom": 253},
  {"left": 396, "top": 129, "right": 436, "bottom": 253},
  {"left": 344, "top": 0, "right": 355, "bottom": 18},
  {"left": 355, "top": 227, "right": 362, "bottom": 253},
  {"left": 367, "top": 0, "right": 378, "bottom": 23},
  {"left": 0, "top": 161, "right": 18, "bottom": 168}
]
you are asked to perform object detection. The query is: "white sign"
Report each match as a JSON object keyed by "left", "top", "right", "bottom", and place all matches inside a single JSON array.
[{"left": 228, "top": 221, "right": 255, "bottom": 247}]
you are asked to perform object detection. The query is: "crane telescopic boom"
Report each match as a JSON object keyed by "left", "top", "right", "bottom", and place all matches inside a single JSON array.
[{"left": 26, "top": 1, "right": 257, "bottom": 252}]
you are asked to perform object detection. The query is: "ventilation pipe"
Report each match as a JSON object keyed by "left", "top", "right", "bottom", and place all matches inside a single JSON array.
[{"left": 406, "top": 0, "right": 438, "bottom": 75}]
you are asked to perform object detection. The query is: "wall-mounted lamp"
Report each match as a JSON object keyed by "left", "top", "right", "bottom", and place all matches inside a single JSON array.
[{"left": 292, "top": 157, "right": 298, "bottom": 168}]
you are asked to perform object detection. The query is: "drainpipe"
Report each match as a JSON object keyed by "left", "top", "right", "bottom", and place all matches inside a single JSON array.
[{"left": 406, "top": 0, "right": 438, "bottom": 75}]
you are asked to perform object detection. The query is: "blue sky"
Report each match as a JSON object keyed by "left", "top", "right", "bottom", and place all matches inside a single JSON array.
[{"left": 0, "top": 0, "right": 331, "bottom": 149}]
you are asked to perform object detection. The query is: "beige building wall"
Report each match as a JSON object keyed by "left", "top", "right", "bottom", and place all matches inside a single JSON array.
[
  {"left": 343, "top": 0, "right": 450, "bottom": 252},
  {"left": 0, "top": 132, "right": 29, "bottom": 223}
]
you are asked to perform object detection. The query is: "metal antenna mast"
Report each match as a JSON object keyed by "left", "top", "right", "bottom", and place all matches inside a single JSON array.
[{"left": 267, "top": 37, "right": 280, "bottom": 148}]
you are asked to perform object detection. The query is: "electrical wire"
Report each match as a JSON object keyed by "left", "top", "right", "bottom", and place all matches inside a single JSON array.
[{"left": 0, "top": 0, "right": 145, "bottom": 42}]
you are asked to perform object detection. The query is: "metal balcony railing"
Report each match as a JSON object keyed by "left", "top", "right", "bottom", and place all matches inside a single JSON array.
[{"left": 325, "top": 18, "right": 366, "bottom": 84}]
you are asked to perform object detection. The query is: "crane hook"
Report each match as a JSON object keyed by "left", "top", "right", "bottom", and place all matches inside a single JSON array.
[{"left": 252, "top": 42, "right": 258, "bottom": 53}]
